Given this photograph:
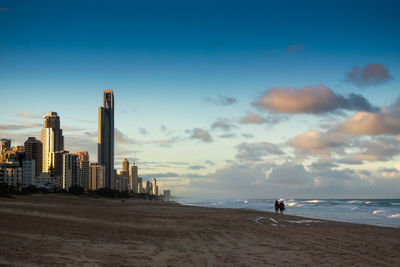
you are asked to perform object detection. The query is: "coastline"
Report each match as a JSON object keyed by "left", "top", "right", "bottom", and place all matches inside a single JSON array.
[
  {"left": 177, "top": 198, "right": 400, "bottom": 228},
  {"left": 1, "top": 194, "right": 399, "bottom": 266}
]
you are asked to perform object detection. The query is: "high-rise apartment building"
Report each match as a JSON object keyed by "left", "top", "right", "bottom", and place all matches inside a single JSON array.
[
  {"left": 98, "top": 90, "right": 114, "bottom": 189},
  {"left": 145, "top": 180, "right": 152, "bottom": 194},
  {"left": 0, "top": 162, "right": 22, "bottom": 189},
  {"left": 24, "top": 137, "right": 42, "bottom": 177},
  {"left": 152, "top": 178, "right": 157, "bottom": 196},
  {"left": 89, "top": 163, "right": 104, "bottom": 190},
  {"left": 63, "top": 153, "right": 81, "bottom": 190},
  {"left": 137, "top": 177, "right": 143, "bottom": 194},
  {"left": 41, "top": 112, "right": 64, "bottom": 174},
  {"left": 22, "top": 159, "right": 35, "bottom": 187},
  {"left": 0, "top": 139, "right": 11, "bottom": 162},
  {"left": 129, "top": 164, "right": 138, "bottom": 193},
  {"left": 0, "top": 139, "right": 11, "bottom": 152},
  {"left": 122, "top": 158, "right": 129, "bottom": 173},
  {"left": 76, "top": 152, "right": 89, "bottom": 191}
]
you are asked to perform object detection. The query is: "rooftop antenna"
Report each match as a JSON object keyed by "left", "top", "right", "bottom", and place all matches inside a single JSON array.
[{"left": 133, "top": 151, "right": 137, "bottom": 166}]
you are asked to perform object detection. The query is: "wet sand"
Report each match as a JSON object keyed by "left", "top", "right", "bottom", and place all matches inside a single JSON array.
[{"left": 0, "top": 194, "right": 399, "bottom": 266}]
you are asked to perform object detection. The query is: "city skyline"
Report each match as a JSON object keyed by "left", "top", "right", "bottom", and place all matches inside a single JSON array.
[{"left": 1, "top": 0, "right": 400, "bottom": 198}]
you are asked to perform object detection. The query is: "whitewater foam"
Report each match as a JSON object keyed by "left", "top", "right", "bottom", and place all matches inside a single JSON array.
[
  {"left": 177, "top": 198, "right": 400, "bottom": 228},
  {"left": 305, "top": 200, "right": 321, "bottom": 203}
]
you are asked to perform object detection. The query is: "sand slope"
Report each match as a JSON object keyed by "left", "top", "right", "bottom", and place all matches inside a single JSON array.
[{"left": 0, "top": 195, "right": 399, "bottom": 266}]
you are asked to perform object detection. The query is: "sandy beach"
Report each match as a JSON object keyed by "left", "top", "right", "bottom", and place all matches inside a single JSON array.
[{"left": 0, "top": 195, "right": 399, "bottom": 266}]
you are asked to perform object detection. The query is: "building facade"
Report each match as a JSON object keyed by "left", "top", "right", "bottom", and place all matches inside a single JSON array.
[
  {"left": 0, "top": 162, "right": 22, "bottom": 190},
  {"left": 41, "top": 112, "right": 64, "bottom": 174},
  {"left": 24, "top": 137, "right": 43, "bottom": 177},
  {"left": 76, "top": 151, "right": 89, "bottom": 191},
  {"left": 89, "top": 163, "right": 104, "bottom": 191},
  {"left": 129, "top": 164, "right": 138, "bottom": 193},
  {"left": 63, "top": 153, "right": 81, "bottom": 190},
  {"left": 98, "top": 90, "right": 114, "bottom": 189},
  {"left": 22, "top": 159, "right": 35, "bottom": 187}
]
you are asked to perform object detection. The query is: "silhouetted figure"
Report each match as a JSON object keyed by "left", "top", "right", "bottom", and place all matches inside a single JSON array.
[
  {"left": 279, "top": 201, "right": 285, "bottom": 214},
  {"left": 274, "top": 200, "right": 279, "bottom": 214}
]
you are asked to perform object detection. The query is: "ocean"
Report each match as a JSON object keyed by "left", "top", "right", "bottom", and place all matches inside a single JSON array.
[{"left": 176, "top": 198, "right": 400, "bottom": 228}]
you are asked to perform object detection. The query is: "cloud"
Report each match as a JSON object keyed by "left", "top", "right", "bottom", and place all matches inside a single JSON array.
[
  {"left": 335, "top": 99, "right": 400, "bottom": 136},
  {"left": 63, "top": 126, "right": 84, "bottom": 132},
  {"left": 346, "top": 136, "right": 400, "bottom": 162},
  {"left": 141, "top": 172, "right": 180, "bottom": 178},
  {"left": 16, "top": 112, "right": 41, "bottom": 119},
  {"left": 240, "top": 112, "right": 266, "bottom": 124},
  {"left": 267, "top": 162, "right": 314, "bottom": 186},
  {"left": 240, "top": 112, "right": 285, "bottom": 125},
  {"left": 85, "top": 131, "right": 96, "bottom": 137},
  {"left": 219, "top": 133, "right": 236, "bottom": 139},
  {"left": 138, "top": 128, "right": 148, "bottom": 135},
  {"left": 187, "top": 165, "right": 205, "bottom": 170},
  {"left": 64, "top": 134, "right": 97, "bottom": 159},
  {"left": 174, "top": 159, "right": 400, "bottom": 199},
  {"left": 254, "top": 84, "right": 378, "bottom": 114},
  {"left": 211, "top": 119, "right": 232, "bottom": 131},
  {"left": 345, "top": 63, "right": 392, "bottom": 87},
  {"left": 206, "top": 95, "right": 237, "bottom": 106},
  {"left": 288, "top": 130, "right": 347, "bottom": 155},
  {"left": 184, "top": 173, "right": 207, "bottom": 179},
  {"left": 286, "top": 44, "right": 305, "bottom": 53},
  {"left": 145, "top": 137, "right": 178, "bottom": 148},
  {"left": 189, "top": 128, "right": 213, "bottom": 143},
  {"left": 114, "top": 128, "right": 136, "bottom": 144},
  {"left": 0, "top": 123, "right": 41, "bottom": 130},
  {"left": 236, "top": 142, "right": 283, "bottom": 162},
  {"left": 241, "top": 133, "right": 254, "bottom": 139},
  {"left": 205, "top": 160, "right": 215, "bottom": 166}
]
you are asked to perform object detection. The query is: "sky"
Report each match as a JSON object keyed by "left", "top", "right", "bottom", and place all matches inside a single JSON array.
[{"left": 1, "top": 0, "right": 400, "bottom": 199}]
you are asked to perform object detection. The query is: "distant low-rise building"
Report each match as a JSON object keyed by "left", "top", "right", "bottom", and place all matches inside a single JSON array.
[
  {"left": 0, "top": 162, "right": 22, "bottom": 190},
  {"left": 163, "top": 190, "right": 171, "bottom": 201}
]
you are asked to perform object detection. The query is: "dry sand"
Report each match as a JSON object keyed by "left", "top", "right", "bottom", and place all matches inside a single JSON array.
[{"left": 0, "top": 195, "right": 399, "bottom": 266}]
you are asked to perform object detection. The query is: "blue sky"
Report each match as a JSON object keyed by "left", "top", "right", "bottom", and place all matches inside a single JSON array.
[{"left": 1, "top": 0, "right": 400, "bottom": 198}]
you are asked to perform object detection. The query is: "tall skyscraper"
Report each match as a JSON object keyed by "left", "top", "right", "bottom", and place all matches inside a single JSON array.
[
  {"left": 152, "top": 178, "right": 157, "bottom": 196},
  {"left": 0, "top": 139, "right": 11, "bottom": 152},
  {"left": 122, "top": 158, "right": 129, "bottom": 173},
  {"left": 0, "top": 139, "right": 11, "bottom": 162},
  {"left": 41, "top": 112, "right": 64, "bottom": 174},
  {"left": 76, "top": 151, "right": 89, "bottom": 191},
  {"left": 129, "top": 164, "right": 138, "bottom": 193},
  {"left": 24, "top": 137, "right": 42, "bottom": 177},
  {"left": 98, "top": 90, "right": 114, "bottom": 189}
]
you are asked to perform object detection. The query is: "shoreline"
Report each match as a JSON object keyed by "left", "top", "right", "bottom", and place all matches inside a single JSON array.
[
  {"left": 1, "top": 194, "right": 399, "bottom": 266},
  {"left": 176, "top": 198, "right": 400, "bottom": 229}
]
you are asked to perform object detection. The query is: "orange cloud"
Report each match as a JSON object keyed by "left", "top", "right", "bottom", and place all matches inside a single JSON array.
[
  {"left": 255, "top": 84, "right": 377, "bottom": 114},
  {"left": 335, "top": 100, "right": 400, "bottom": 136}
]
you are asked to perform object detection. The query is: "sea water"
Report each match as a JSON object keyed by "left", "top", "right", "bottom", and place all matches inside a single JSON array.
[{"left": 176, "top": 198, "right": 400, "bottom": 228}]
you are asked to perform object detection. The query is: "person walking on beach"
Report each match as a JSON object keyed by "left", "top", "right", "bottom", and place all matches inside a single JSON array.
[
  {"left": 274, "top": 200, "right": 279, "bottom": 214},
  {"left": 279, "top": 201, "right": 285, "bottom": 214}
]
